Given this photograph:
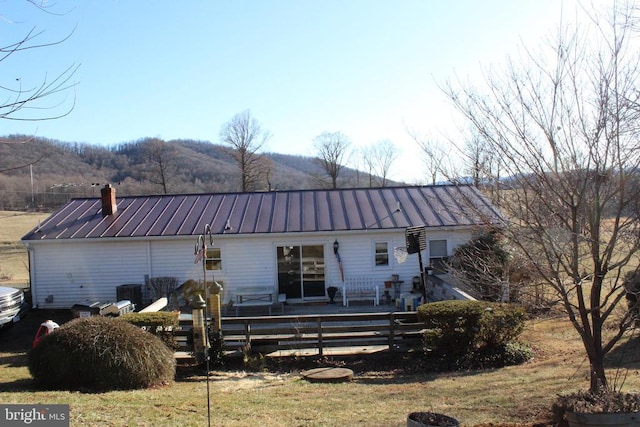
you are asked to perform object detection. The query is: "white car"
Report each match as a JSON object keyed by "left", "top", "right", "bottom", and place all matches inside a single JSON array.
[{"left": 0, "top": 287, "right": 25, "bottom": 327}]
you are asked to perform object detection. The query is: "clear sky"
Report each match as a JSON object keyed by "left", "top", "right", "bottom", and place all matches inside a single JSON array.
[{"left": 1, "top": 0, "right": 582, "bottom": 183}]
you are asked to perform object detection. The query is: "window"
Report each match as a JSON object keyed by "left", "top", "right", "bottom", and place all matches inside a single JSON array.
[
  {"left": 277, "top": 245, "right": 325, "bottom": 299},
  {"left": 429, "top": 240, "right": 448, "bottom": 272},
  {"left": 205, "top": 248, "right": 222, "bottom": 270},
  {"left": 375, "top": 242, "right": 389, "bottom": 266}
]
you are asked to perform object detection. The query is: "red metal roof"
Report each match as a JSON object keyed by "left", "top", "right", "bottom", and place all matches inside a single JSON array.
[{"left": 22, "top": 185, "right": 502, "bottom": 240}]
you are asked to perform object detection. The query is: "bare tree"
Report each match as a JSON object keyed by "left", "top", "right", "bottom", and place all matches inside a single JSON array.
[
  {"left": 0, "top": 135, "right": 43, "bottom": 173},
  {"left": 462, "top": 132, "right": 487, "bottom": 187},
  {"left": 1, "top": 2, "right": 78, "bottom": 123},
  {"left": 141, "top": 138, "right": 177, "bottom": 194},
  {"left": 460, "top": 130, "right": 501, "bottom": 203},
  {"left": 409, "top": 124, "right": 501, "bottom": 197},
  {"left": 262, "top": 155, "right": 276, "bottom": 190},
  {"left": 407, "top": 129, "right": 446, "bottom": 185},
  {"left": 219, "top": 110, "right": 271, "bottom": 192},
  {"left": 443, "top": 2, "right": 640, "bottom": 393},
  {"left": 312, "top": 131, "right": 351, "bottom": 189},
  {"left": 361, "top": 139, "right": 398, "bottom": 187},
  {"left": 0, "top": 2, "right": 78, "bottom": 177}
]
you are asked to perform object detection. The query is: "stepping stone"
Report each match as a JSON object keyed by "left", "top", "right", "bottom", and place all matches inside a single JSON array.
[{"left": 301, "top": 367, "right": 354, "bottom": 383}]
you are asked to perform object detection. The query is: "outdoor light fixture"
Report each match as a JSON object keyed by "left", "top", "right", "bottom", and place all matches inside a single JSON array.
[{"left": 333, "top": 240, "right": 339, "bottom": 255}]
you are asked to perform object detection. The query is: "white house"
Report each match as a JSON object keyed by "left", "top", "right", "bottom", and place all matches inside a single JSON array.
[{"left": 21, "top": 184, "right": 502, "bottom": 309}]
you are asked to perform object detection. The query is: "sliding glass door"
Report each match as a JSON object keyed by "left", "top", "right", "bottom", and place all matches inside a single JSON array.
[{"left": 277, "top": 244, "right": 325, "bottom": 300}]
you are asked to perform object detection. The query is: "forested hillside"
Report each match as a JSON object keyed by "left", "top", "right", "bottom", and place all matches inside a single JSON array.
[{"left": 0, "top": 135, "right": 396, "bottom": 210}]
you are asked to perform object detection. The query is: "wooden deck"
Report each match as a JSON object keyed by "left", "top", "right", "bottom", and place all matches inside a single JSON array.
[{"left": 175, "top": 307, "right": 425, "bottom": 361}]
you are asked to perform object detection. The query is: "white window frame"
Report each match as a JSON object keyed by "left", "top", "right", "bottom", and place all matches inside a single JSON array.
[
  {"left": 374, "top": 241, "right": 391, "bottom": 268},
  {"left": 428, "top": 239, "right": 448, "bottom": 272},
  {"left": 205, "top": 247, "right": 223, "bottom": 271}
]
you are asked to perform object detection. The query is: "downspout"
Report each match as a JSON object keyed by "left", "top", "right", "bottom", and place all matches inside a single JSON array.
[
  {"left": 25, "top": 243, "right": 36, "bottom": 308},
  {"left": 146, "top": 241, "right": 152, "bottom": 303},
  {"left": 146, "top": 241, "right": 152, "bottom": 277}
]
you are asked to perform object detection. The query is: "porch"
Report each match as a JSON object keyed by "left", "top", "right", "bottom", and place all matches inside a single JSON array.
[
  {"left": 216, "top": 273, "right": 470, "bottom": 318},
  {"left": 224, "top": 295, "right": 422, "bottom": 317},
  {"left": 173, "top": 275, "right": 473, "bottom": 360},
  {"left": 176, "top": 299, "right": 427, "bottom": 361}
]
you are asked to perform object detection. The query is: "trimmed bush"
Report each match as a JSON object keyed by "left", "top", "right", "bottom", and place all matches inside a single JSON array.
[
  {"left": 417, "top": 300, "right": 528, "bottom": 368},
  {"left": 28, "top": 316, "right": 175, "bottom": 391},
  {"left": 460, "top": 341, "right": 534, "bottom": 369},
  {"left": 120, "top": 311, "right": 180, "bottom": 350}
]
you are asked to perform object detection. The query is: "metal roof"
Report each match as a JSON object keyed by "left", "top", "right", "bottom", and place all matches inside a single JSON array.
[{"left": 22, "top": 185, "right": 503, "bottom": 241}]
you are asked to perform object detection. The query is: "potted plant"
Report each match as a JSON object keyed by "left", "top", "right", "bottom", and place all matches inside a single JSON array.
[
  {"left": 553, "top": 389, "right": 640, "bottom": 427},
  {"left": 407, "top": 412, "right": 458, "bottom": 427},
  {"left": 326, "top": 286, "right": 338, "bottom": 304}
]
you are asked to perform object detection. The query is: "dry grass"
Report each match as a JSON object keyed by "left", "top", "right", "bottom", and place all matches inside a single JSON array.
[
  {"left": 0, "top": 210, "right": 50, "bottom": 287},
  {"left": 2, "top": 210, "right": 639, "bottom": 425},
  {"left": 2, "top": 312, "right": 640, "bottom": 426}
]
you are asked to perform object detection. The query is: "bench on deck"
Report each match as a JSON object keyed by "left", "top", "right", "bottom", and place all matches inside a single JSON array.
[
  {"left": 232, "top": 288, "right": 286, "bottom": 316},
  {"left": 341, "top": 277, "right": 380, "bottom": 307}
]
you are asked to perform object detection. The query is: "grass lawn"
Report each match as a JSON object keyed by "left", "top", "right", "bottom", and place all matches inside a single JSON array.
[
  {"left": 3, "top": 311, "right": 640, "bottom": 427},
  {"left": 2, "top": 209, "right": 639, "bottom": 426},
  {"left": 0, "top": 210, "right": 51, "bottom": 287}
]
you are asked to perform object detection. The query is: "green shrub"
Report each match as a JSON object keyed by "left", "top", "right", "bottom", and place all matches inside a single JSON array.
[
  {"left": 120, "top": 311, "right": 180, "bottom": 350},
  {"left": 417, "top": 300, "right": 528, "bottom": 368},
  {"left": 460, "top": 341, "right": 534, "bottom": 369},
  {"left": 208, "top": 330, "right": 226, "bottom": 367},
  {"left": 186, "top": 328, "right": 226, "bottom": 367},
  {"left": 28, "top": 316, "right": 175, "bottom": 391}
]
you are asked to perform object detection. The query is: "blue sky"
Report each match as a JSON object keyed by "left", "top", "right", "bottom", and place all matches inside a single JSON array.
[{"left": 1, "top": 1, "right": 578, "bottom": 182}]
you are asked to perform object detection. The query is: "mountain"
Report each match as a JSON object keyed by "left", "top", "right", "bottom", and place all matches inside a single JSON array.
[{"left": 0, "top": 135, "right": 401, "bottom": 210}]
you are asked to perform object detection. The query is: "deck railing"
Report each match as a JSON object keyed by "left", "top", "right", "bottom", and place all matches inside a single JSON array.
[{"left": 176, "top": 311, "right": 425, "bottom": 357}]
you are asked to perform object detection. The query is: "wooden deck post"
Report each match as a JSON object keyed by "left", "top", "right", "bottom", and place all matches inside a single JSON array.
[
  {"left": 389, "top": 312, "right": 396, "bottom": 351},
  {"left": 244, "top": 319, "right": 251, "bottom": 345},
  {"left": 317, "top": 317, "right": 323, "bottom": 356}
]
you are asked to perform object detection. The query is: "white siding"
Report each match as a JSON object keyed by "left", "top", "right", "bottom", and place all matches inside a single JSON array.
[
  {"left": 149, "top": 239, "right": 202, "bottom": 281},
  {"left": 30, "top": 240, "right": 149, "bottom": 309},
  {"left": 328, "top": 233, "right": 416, "bottom": 294},
  {"left": 219, "top": 239, "right": 275, "bottom": 302},
  {"left": 28, "top": 227, "right": 474, "bottom": 309}
]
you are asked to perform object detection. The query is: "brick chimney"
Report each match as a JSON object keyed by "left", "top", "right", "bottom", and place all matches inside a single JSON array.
[{"left": 101, "top": 184, "right": 117, "bottom": 216}]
